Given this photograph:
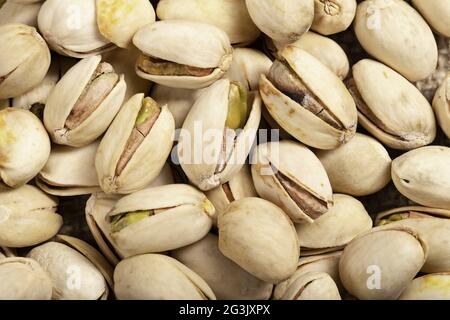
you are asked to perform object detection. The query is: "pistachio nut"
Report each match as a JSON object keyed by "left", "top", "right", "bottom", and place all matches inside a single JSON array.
[
  {"left": 245, "top": 0, "right": 314, "bottom": 45},
  {"left": 432, "top": 73, "right": 450, "bottom": 139},
  {"left": 251, "top": 140, "right": 333, "bottom": 223},
  {"left": 354, "top": 0, "right": 438, "bottom": 81},
  {"left": 133, "top": 20, "right": 233, "bottom": 89},
  {"left": 311, "top": 0, "right": 356, "bottom": 35},
  {"left": 0, "top": 24, "right": 50, "bottom": 99},
  {"left": 178, "top": 79, "right": 261, "bottom": 191},
  {"left": 316, "top": 133, "right": 392, "bottom": 196},
  {"left": 0, "top": 1, "right": 42, "bottom": 27},
  {"left": 0, "top": 257, "right": 52, "bottom": 300},
  {"left": 392, "top": 146, "right": 450, "bottom": 210},
  {"left": 296, "top": 194, "right": 372, "bottom": 253},
  {"left": 156, "top": 0, "right": 260, "bottom": 46},
  {"left": 172, "top": 233, "right": 273, "bottom": 300},
  {"left": 412, "top": 0, "right": 450, "bottom": 37},
  {"left": 38, "top": 0, "right": 115, "bottom": 58},
  {"left": 260, "top": 46, "right": 357, "bottom": 150},
  {"left": 105, "top": 184, "right": 214, "bottom": 256},
  {"left": 96, "top": 94, "right": 175, "bottom": 194},
  {"left": 339, "top": 226, "right": 427, "bottom": 300},
  {"left": 218, "top": 197, "right": 299, "bottom": 284},
  {"left": 36, "top": 140, "right": 101, "bottom": 196},
  {"left": 399, "top": 273, "right": 450, "bottom": 300},
  {"left": 0, "top": 108, "right": 51, "bottom": 187},
  {"left": 96, "top": 0, "right": 155, "bottom": 48},
  {"left": 44, "top": 55, "right": 126, "bottom": 147},
  {"left": 348, "top": 59, "right": 436, "bottom": 150}
]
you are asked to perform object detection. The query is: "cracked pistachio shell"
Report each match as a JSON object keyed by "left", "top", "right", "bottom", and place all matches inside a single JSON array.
[
  {"left": 114, "top": 254, "right": 216, "bottom": 300},
  {"left": 96, "top": 94, "right": 175, "bottom": 194},
  {"left": 412, "top": 0, "right": 450, "bottom": 37},
  {"left": 432, "top": 74, "right": 450, "bottom": 139},
  {"left": 251, "top": 140, "right": 333, "bottom": 224},
  {"left": 38, "top": 0, "right": 114, "bottom": 58},
  {"left": 172, "top": 233, "right": 273, "bottom": 300},
  {"left": 376, "top": 206, "right": 450, "bottom": 273},
  {"left": 260, "top": 47, "right": 357, "bottom": 150},
  {"left": 296, "top": 194, "right": 372, "bottom": 250},
  {"left": 0, "top": 1, "right": 41, "bottom": 26},
  {"left": 311, "top": 0, "right": 356, "bottom": 35},
  {"left": 0, "top": 108, "right": 50, "bottom": 187},
  {"left": 354, "top": 0, "right": 437, "bottom": 81},
  {"left": 157, "top": 0, "right": 260, "bottom": 46},
  {"left": 245, "top": 0, "right": 314, "bottom": 45},
  {"left": 0, "top": 24, "right": 50, "bottom": 99},
  {"left": 106, "top": 184, "right": 215, "bottom": 256},
  {"left": 44, "top": 55, "right": 126, "bottom": 147},
  {"left": 178, "top": 79, "right": 261, "bottom": 191},
  {"left": 0, "top": 185, "right": 62, "bottom": 247},
  {"left": 350, "top": 59, "right": 436, "bottom": 150},
  {"left": 36, "top": 140, "right": 101, "bottom": 196},
  {"left": 273, "top": 271, "right": 341, "bottom": 300},
  {"left": 316, "top": 133, "right": 391, "bottom": 196},
  {"left": 133, "top": 20, "right": 233, "bottom": 89},
  {"left": 400, "top": 273, "right": 450, "bottom": 300},
  {"left": 339, "top": 226, "right": 427, "bottom": 300},
  {"left": 218, "top": 197, "right": 299, "bottom": 284},
  {"left": 392, "top": 146, "right": 450, "bottom": 210},
  {"left": 0, "top": 257, "right": 52, "bottom": 300}
]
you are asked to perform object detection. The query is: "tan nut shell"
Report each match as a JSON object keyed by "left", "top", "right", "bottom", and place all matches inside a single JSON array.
[
  {"left": 114, "top": 254, "right": 216, "bottom": 300},
  {"left": 172, "top": 233, "right": 273, "bottom": 300},
  {"left": 0, "top": 1, "right": 41, "bottom": 27},
  {"left": 311, "top": 0, "right": 356, "bottom": 35},
  {"left": 399, "top": 273, "right": 450, "bottom": 300},
  {"left": 218, "top": 197, "right": 299, "bottom": 284},
  {"left": 354, "top": 0, "right": 437, "bottom": 81},
  {"left": 316, "top": 133, "right": 391, "bottom": 196},
  {"left": 412, "top": 0, "right": 450, "bottom": 37},
  {"left": 432, "top": 73, "right": 450, "bottom": 139}
]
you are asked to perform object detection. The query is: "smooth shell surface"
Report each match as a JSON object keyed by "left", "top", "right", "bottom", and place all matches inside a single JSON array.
[
  {"left": 432, "top": 74, "right": 450, "bottom": 139},
  {"left": 399, "top": 273, "right": 450, "bottom": 300},
  {"left": 412, "top": 0, "right": 450, "bottom": 37}
]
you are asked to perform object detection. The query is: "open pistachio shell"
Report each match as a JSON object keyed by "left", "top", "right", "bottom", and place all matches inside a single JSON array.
[
  {"left": 218, "top": 197, "right": 299, "bottom": 284},
  {"left": 0, "top": 108, "right": 50, "bottom": 187},
  {"left": 251, "top": 140, "right": 333, "bottom": 223},
  {"left": 0, "top": 1, "right": 42, "bottom": 27},
  {"left": 0, "top": 24, "right": 50, "bottom": 99},
  {"left": 96, "top": 94, "right": 175, "bottom": 194},
  {"left": 432, "top": 73, "right": 450, "bottom": 139},
  {"left": 311, "top": 0, "right": 356, "bottom": 35},
  {"left": 260, "top": 46, "right": 357, "bottom": 150},
  {"left": 392, "top": 146, "right": 450, "bottom": 210},
  {"left": 348, "top": 59, "right": 436, "bottom": 150},
  {"left": 172, "top": 233, "right": 273, "bottom": 300},
  {"left": 133, "top": 20, "right": 233, "bottom": 89},
  {"left": 339, "top": 226, "right": 427, "bottom": 300},
  {"left": 316, "top": 133, "right": 391, "bottom": 196},
  {"left": 0, "top": 257, "right": 53, "bottom": 300},
  {"left": 399, "top": 273, "right": 450, "bottom": 300},
  {"left": 354, "top": 0, "right": 437, "bottom": 81},
  {"left": 178, "top": 79, "right": 261, "bottom": 191},
  {"left": 412, "top": 0, "right": 450, "bottom": 37},
  {"left": 114, "top": 254, "right": 216, "bottom": 300}
]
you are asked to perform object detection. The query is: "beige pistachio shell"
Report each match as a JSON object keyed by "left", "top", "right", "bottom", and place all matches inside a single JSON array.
[
  {"left": 218, "top": 197, "right": 299, "bottom": 284},
  {"left": 38, "top": 0, "right": 114, "bottom": 58},
  {"left": 0, "top": 257, "right": 53, "bottom": 300},
  {"left": 339, "top": 226, "right": 427, "bottom": 300},
  {"left": 157, "top": 0, "right": 260, "bottom": 46},
  {"left": 316, "top": 133, "right": 391, "bottom": 196},
  {"left": 251, "top": 140, "right": 333, "bottom": 223},
  {"left": 354, "top": 0, "right": 437, "bottom": 81},
  {"left": 432, "top": 73, "right": 450, "bottom": 139},
  {"left": 392, "top": 146, "right": 450, "bottom": 210},
  {"left": 260, "top": 47, "right": 357, "bottom": 150},
  {"left": 96, "top": 93, "right": 175, "bottom": 194},
  {"left": 172, "top": 233, "right": 273, "bottom": 300},
  {"left": 350, "top": 59, "right": 436, "bottom": 150},
  {"left": 245, "top": 0, "right": 314, "bottom": 45},
  {"left": 0, "top": 1, "right": 41, "bottom": 26},
  {"left": 133, "top": 20, "right": 233, "bottom": 89},
  {"left": 178, "top": 79, "right": 261, "bottom": 191},
  {"left": 36, "top": 140, "right": 101, "bottom": 196},
  {"left": 311, "top": 0, "right": 356, "bottom": 35},
  {"left": 296, "top": 194, "right": 372, "bottom": 249},
  {"left": 0, "top": 108, "right": 50, "bottom": 187},
  {"left": 0, "top": 24, "right": 50, "bottom": 99},
  {"left": 412, "top": 0, "right": 450, "bottom": 37},
  {"left": 114, "top": 254, "right": 216, "bottom": 300},
  {"left": 44, "top": 55, "right": 127, "bottom": 147},
  {"left": 399, "top": 273, "right": 450, "bottom": 300}
]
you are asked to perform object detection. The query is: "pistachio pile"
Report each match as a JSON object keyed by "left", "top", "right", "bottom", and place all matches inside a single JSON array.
[{"left": 0, "top": 0, "right": 449, "bottom": 300}]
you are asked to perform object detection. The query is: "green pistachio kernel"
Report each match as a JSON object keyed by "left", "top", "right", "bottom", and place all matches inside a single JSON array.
[
  {"left": 226, "top": 81, "right": 248, "bottom": 130},
  {"left": 135, "top": 97, "right": 159, "bottom": 126},
  {"left": 110, "top": 210, "right": 152, "bottom": 233}
]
